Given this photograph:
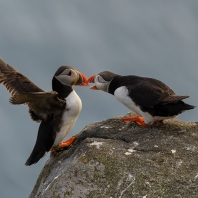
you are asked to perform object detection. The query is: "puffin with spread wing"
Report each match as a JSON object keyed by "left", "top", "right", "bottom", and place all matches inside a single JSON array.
[{"left": 0, "top": 58, "right": 88, "bottom": 165}]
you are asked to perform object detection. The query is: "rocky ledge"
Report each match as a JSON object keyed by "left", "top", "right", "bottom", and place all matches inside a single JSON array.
[{"left": 29, "top": 113, "right": 198, "bottom": 198}]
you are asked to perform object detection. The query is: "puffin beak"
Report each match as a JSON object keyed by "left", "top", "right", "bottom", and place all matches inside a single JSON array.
[
  {"left": 87, "top": 75, "right": 96, "bottom": 83},
  {"left": 87, "top": 75, "right": 99, "bottom": 90},
  {"left": 75, "top": 72, "right": 89, "bottom": 86}
]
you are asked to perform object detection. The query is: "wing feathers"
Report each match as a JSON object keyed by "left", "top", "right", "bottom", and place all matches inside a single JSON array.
[
  {"left": 162, "top": 95, "right": 189, "bottom": 104},
  {"left": 0, "top": 58, "right": 48, "bottom": 122},
  {"left": 10, "top": 91, "right": 66, "bottom": 122},
  {"left": 0, "top": 58, "right": 43, "bottom": 96},
  {"left": 127, "top": 80, "right": 189, "bottom": 108}
]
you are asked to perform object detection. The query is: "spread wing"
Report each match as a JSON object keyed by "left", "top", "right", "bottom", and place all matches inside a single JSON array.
[
  {"left": 10, "top": 91, "right": 66, "bottom": 122},
  {"left": 0, "top": 58, "right": 43, "bottom": 95},
  {"left": 127, "top": 79, "right": 189, "bottom": 108}
]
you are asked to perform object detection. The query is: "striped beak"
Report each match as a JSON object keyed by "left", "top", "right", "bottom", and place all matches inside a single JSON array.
[
  {"left": 87, "top": 75, "right": 99, "bottom": 90},
  {"left": 75, "top": 72, "right": 89, "bottom": 86}
]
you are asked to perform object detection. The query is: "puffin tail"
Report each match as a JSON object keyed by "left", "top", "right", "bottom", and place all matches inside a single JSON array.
[
  {"left": 153, "top": 101, "right": 195, "bottom": 117},
  {"left": 25, "top": 120, "right": 54, "bottom": 166},
  {"left": 182, "top": 102, "right": 196, "bottom": 111},
  {"left": 168, "top": 101, "right": 195, "bottom": 116},
  {"left": 162, "top": 95, "right": 195, "bottom": 113}
]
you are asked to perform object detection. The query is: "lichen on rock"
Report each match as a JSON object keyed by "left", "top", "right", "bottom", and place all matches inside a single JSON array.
[{"left": 29, "top": 113, "right": 198, "bottom": 198}]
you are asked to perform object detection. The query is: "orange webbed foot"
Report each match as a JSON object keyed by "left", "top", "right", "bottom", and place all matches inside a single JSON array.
[
  {"left": 51, "top": 136, "right": 76, "bottom": 152},
  {"left": 122, "top": 116, "right": 148, "bottom": 127}
]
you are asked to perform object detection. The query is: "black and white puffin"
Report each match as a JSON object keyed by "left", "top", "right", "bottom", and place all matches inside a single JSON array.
[
  {"left": 0, "top": 58, "right": 88, "bottom": 166},
  {"left": 88, "top": 71, "right": 195, "bottom": 127}
]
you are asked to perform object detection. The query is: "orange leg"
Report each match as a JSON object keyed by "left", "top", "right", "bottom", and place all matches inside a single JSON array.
[
  {"left": 122, "top": 116, "right": 148, "bottom": 127},
  {"left": 51, "top": 136, "right": 76, "bottom": 152},
  {"left": 122, "top": 116, "right": 164, "bottom": 127}
]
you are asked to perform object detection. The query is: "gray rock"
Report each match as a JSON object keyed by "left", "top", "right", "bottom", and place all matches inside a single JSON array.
[{"left": 29, "top": 113, "right": 198, "bottom": 198}]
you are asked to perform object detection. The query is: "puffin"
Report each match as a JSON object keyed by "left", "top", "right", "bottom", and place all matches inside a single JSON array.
[
  {"left": 87, "top": 71, "right": 195, "bottom": 127},
  {"left": 0, "top": 58, "right": 88, "bottom": 166}
]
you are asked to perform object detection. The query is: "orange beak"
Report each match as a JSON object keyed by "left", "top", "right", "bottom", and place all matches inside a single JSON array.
[
  {"left": 87, "top": 75, "right": 96, "bottom": 83},
  {"left": 87, "top": 75, "right": 99, "bottom": 90},
  {"left": 76, "top": 72, "right": 89, "bottom": 86}
]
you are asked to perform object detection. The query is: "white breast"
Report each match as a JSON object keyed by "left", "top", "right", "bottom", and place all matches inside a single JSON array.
[
  {"left": 114, "top": 86, "right": 154, "bottom": 124},
  {"left": 53, "top": 90, "right": 82, "bottom": 147}
]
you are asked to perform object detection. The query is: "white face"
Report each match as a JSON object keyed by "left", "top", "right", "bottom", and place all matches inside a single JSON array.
[
  {"left": 55, "top": 69, "right": 78, "bottom": 86},
  {"left": 94, "top": 75, "right": 110, "bottom": 92}
]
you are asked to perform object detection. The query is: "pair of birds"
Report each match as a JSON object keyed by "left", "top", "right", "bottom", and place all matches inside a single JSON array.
[{"left": 0, "top": 58, "right": 195, "bottom": 166}]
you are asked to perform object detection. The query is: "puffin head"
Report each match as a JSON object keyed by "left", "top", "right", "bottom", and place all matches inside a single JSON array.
[
  {"left": 54, "top": 66, "right": 88, "bottom": 86},
  {"left": 87, "top": 71, "right": 117, "bottom": 92}
]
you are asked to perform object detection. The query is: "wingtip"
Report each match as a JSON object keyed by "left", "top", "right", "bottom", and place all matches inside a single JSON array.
[
  {"left": 25, "top": 149, "right": 47, "bottom": 166},
  {"left": 9, "top": 97, "right": 14, "bottom": 104},
  {"left": 25, "top": 157, "right": 33, "bottom": 166},
  {"left": 25, "top": 162, "right": 31, "bottom": 166},
  {"left": 191, "top": 105, "right": 196, "bottom": 109},
  {"left": 25, "top": 157, "right": 37, "bottom": 166},
  {"left": 0, "top": 57, "right": 6, "bottom": 63},
  {"left": 9, "top": 96, "right": 20, "bottom": 105}
]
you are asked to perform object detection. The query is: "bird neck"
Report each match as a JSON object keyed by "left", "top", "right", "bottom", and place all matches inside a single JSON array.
[
  {"left": 108, "top": 75, "right": 121, "bottom": 95},
  {"left": 52, "top": 77, "right": 73, "bottom": 99}
]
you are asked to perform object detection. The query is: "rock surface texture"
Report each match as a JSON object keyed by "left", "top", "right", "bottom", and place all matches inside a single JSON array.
[{"left": 29, "top": 113, "right": 198, "bottom": 198}]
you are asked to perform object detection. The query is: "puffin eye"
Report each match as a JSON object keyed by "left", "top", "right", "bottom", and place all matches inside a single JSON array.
[
  {"left": 68, "top": 71, "right": 72, "bottom": 76},
  {"left": 97, "top": 76, "right": 106, "bottom": 83}
]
